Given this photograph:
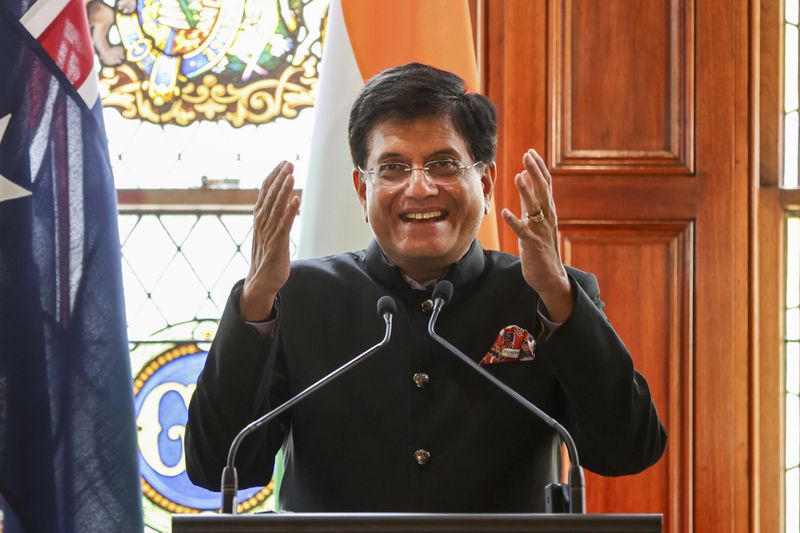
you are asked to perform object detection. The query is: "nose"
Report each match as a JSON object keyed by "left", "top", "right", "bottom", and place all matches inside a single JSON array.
[{"left": 404, "top": 168, "right": 438, "bottom": 198}]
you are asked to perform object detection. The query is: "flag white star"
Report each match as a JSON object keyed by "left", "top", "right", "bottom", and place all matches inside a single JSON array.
[{"left": 0, "top": 113, "right": 32, "bottom": 203}]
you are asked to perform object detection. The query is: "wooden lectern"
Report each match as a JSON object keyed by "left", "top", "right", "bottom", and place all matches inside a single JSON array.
[{"left": 173, "top": 512, "right": 662, "bottom": 533}]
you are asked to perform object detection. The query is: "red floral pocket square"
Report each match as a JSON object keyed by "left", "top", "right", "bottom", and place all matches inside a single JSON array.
[{"left": 479, "top": 325, "right": 536, "bottom": 365}]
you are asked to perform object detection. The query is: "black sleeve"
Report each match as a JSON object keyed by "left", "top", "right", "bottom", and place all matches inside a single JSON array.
[
  {"left": 184, "top": 280, "right": 288, "bottom": 490},
  {"left": 537, "top": 271, "right": 667, "bottom": 476}
]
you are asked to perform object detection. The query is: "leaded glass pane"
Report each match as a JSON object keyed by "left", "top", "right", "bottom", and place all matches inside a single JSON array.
[
  {"left": 789, "top": 0, "right": 800, "bottom": 25},
  {"left": 788, "top": 24, "right": 799, "bottom": 114},
  {"left": 785, "top": 112, "right": 799, "bottom": 188},
  {"left": 121, "top": 212, "right": 299, "bottom": 335},
  {"left": 220, "top": 213, "right": 255, "bottom": 244},
  {"left": 181, "top": 216, "right": 239, "bottom": 287},
  {"left": 788, "top": 394, "right": 800, "bottom": 469},
  {"left": 156, "top": 255, "right": 210, "bottom": 323},
  {"left": 211, "top": 253, "right": 252, "bottom": 309},
  {"left": 160, "top": 214, "right": 200, "bottom": 246},
  {"left": 789, "top": 467, "right": 800, "bottom": 533},
  {"left": 121, "top": 213, "right": 256, "bottom": 341},
  {"left": 123, "top": 215, "right": 182, "bottom": 288},
  {"left": 789, "top": 342, "right": 800, "bottom": 396},
  {"left": 789, "top": 308, "right": 800, "bottom": 342},
  {"left": 789, "top": 218, "right": 800, "bottom": 308}
]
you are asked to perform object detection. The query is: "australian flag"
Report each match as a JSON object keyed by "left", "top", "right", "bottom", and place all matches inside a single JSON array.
[{"left": 0, "top": 0, "right": 143, "bottom": 531}]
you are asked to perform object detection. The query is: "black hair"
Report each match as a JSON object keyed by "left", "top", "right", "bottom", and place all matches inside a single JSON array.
[{"left": 347, "top": 62, "right": 497, "bottom": 170}]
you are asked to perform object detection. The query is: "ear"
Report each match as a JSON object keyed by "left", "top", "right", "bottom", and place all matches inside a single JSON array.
[
  {"left": 352, "top": 168, "right": 368, "bottom": 221},
  {"left": 481, "top": 162, "right": 497, "bottom": 213}
]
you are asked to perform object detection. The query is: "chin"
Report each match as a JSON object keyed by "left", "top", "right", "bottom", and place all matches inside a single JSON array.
[{"left": 394, "top": 241, "right": 463, "bottom": 264}]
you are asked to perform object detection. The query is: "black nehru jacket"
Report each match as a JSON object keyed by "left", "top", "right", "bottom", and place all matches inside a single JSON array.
[{"left": 184, "top": 239, "right": 667, "bottom": 512}]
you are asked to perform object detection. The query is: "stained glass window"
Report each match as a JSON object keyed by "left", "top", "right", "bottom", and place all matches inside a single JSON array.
[
  {"left": 97, "top": 0, "right": 328, "bottom": 189},
  {"left": 129, "top": 321, "right": 278, "bottom": 529},
  {"left": 120, "top": 211, "right": 298, "bottom": 531},
  {"left": 89, "top": 0, "right": 329, "bottom": 529}
]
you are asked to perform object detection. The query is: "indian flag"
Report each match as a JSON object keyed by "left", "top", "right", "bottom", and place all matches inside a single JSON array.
[{"left": 297, "top": 0, "right": 500, "bottom": 259}]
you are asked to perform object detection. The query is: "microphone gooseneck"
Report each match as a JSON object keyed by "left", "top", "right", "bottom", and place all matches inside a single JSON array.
[
  {"left": 427, "top": 280, "right": 585, "bottom": 514},
  {"left": 221, "top": 295, "right": 397, "bottom": 514}
]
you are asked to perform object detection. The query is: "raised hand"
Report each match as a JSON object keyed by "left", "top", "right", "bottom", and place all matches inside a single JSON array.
[
  {"left": 500, "top": 149, "right": 573, "bottom": 323},
  {"left": 240, "top": 161, "right": 301, "bottom": 321}
]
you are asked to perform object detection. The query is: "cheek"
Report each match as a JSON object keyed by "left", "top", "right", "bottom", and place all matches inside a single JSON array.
[{"left": 366, "top": 190, "right": 394, "bottom": 223}]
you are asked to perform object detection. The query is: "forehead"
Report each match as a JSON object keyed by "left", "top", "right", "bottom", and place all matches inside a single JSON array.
[{"left": 365, "top": 116, "right": 470, "bottom": 163}]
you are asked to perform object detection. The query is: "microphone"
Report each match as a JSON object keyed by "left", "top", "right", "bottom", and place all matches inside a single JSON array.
[
  {"left": 220, "top": 295, "right": 397, "bottom": 513},
  {"left": 427, "top": 280, "right": 585, "bottom": 514}
]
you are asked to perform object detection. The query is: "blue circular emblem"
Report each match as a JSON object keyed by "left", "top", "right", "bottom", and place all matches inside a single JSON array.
[{"left": 134, "top": 344, "right": 271, "bottom": 512}]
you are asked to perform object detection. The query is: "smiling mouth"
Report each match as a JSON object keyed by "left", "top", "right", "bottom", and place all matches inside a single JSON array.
[{"left": 400, "top": 210, "right": 448, "bottom": 222}]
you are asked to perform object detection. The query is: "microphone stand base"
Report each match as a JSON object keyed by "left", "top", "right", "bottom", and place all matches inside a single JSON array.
[{"left": 545, "top": 482, "right": 570, "bottom": 513}]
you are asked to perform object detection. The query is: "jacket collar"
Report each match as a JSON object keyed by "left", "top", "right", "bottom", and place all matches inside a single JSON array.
[{"left": 364, "top": 239, "right": 486, "bottom": 292}]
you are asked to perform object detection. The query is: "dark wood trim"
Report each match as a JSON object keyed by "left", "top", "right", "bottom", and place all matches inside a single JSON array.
[
  {"left": 760, "top": 0, "right": 784, "bottom": 187},
  {"left": 780, "top": 187, "right": 800, "bottom": 210},
  {"left": 751, "top": 3, "right": 763, "bottom": 532},
  {"left": 759, "top": 2, "right": 795, "bottom": 532},
  {"left": 757, "top": 188, "right": 786, "bottom": 533},
  {"left": 692, "top": 0, "right": 754, "bottom": 530},
  {"left": 470, "top": 0, "right": 481, "bottom": 90},
  {"left": 117, "top": 188, "right": 282, "bottom": 210},
  {"left": 553, "top": 176, "right": 698, "bottom": 221}
]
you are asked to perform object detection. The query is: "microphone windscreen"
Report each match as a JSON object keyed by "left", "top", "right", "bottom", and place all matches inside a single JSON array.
[
  {"left": 432, "top": 280, "right": 454, "bottom": 304},
  {"left": 377, "top": 295, "right": 397, "bottom": 317}
]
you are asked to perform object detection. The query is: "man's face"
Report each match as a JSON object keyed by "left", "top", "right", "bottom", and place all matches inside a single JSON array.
[{"left": 353, "top": 116, "right": 495, "bottom": 279}]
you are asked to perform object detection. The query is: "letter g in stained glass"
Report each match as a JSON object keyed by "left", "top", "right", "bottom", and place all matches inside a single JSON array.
[{"left": 133, "top": 344, "right": 271, "bottom": 512}]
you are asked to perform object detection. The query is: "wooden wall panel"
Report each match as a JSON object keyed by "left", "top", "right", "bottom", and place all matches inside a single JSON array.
[
  {"left": 484, "top": 0, "right": 755, "bottom": 531},
  {"left": 560, "top": 223, "right": 692, "bottom": 533},
  {"left": 550, "top": 0, "right": 694, "bottom": 174}
]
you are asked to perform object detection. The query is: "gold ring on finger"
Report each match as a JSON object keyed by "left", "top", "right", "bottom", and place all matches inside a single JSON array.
[{"left": 527, "top": 210, "right": 545, "bottom": 224}]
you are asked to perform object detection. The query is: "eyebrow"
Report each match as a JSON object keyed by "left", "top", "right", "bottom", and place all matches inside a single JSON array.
[{"left": 376, "top": 149, "right": 462, "bottom": 163}]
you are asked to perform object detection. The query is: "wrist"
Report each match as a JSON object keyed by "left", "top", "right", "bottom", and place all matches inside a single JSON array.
[
  {"left": 240, "top": 279, "right": 278, "bottom": 322},
  {"left": 537, "top": 276, "right": 573, "bottom": 324}
]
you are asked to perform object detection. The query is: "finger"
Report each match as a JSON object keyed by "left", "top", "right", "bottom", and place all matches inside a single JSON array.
[
  {"left": 253, "top": 169, "right": 291, "bottom": 247},
  {"left": 501, "top": 207, "right": 532, "bottom": 240},
  {"left": 527, "top": 149, "right": 552, "bottom": 187},
  {"left": 275, "top": 195, "right": 301, "bottom": 242},
  {"left": 515, "top": 172, "right": 544, "bottom": 220},
  {"left": 522, "top": 152, "right": 550, "bottom": 209},
  {"left": 528, "top": 149, "right": 559, "bottom": 216},
  {"left": 260, "top": 163, "right": 293, "bottom": 221},
  {"left": 256, "top": 161, "right": 289, "bottom": 211},
  {"left": 264, "top": 174, "right": 297, "bottom": 234},
  {"left": 523, "top": 151, "right": 555, "bottom": 219}
]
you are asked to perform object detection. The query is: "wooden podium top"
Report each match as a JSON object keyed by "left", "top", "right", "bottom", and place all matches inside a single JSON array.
[{"left": 173, "top": 512, "right": 662, "bottom": 533}]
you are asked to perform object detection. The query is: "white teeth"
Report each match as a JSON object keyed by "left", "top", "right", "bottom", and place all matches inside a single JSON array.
[{"left": 405, "top": 211, "right": 444, "bottom": 220}]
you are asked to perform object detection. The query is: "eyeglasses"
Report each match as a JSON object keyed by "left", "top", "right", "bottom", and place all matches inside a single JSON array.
[{"left": 358, "top": 159, "right": 484, "bottom": 187}]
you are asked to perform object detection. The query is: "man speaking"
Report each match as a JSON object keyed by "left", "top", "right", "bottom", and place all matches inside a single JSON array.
[{"left": 184, "top": 63, "right": 667, "bottom": 512}]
